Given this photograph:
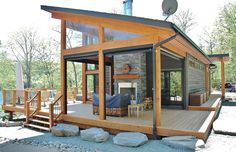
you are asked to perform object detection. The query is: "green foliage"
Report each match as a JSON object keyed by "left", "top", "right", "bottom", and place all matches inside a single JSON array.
[
  {"left": 212, "top": 2, "right": 236, "bottom": 86},
  {"left": 0, "top": 50, "right": 16, "bottom": 90}
]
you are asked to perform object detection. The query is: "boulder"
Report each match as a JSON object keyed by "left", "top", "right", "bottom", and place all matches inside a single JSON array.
[
  {"left": 162, "top": 136, "right": 205, "bottom": 150},
  {"left": 51, "top": 124, "right": 79, "bottom": 137},
  {"left": 80, "top": 127, "right": 109, "bottom": 142},
  {"left": 113, "top": 132, "right": 148, "bottom": 147}
]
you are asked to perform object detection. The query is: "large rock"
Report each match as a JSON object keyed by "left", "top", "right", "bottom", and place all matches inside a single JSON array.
[
  {"left": 113, "top": 132, "right": 148, "bottom": 147},
  {"left": 80, "top": 127, "right": 109, "bottom": 142},
  {"left": 51, "top": 124, "right": 79, "bottom": 137},
  {"left": 162, "top": 136, "right": 205, "bottom": 150}
]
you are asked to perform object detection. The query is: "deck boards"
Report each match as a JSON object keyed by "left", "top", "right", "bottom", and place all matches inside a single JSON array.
[{"left": 2, "top": 96, "right": 219, "bottom": 140}]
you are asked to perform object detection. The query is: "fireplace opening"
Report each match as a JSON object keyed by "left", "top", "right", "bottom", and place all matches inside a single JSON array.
[{"left": 118, "top": 82, "right": 137, "bottom": 100}]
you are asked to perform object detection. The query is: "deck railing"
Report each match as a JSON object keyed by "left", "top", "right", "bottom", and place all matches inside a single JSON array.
[
  {"left": 25, "top": 91, "right": 41, "bottom": 123},
  {"left": 49, "top": 94, "right": 63, "bottom": 128},
  {"left": 2, "top": 89, "right": 26, "bottom": 107}
]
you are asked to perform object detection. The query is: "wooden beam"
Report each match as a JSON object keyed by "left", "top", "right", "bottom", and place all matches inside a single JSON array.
[
  {"left": 155, "top": 46, "right": 161, "bottom": 126},
  {"left": 82, "top": 63, "right": 87, "bottom": 103},
  {"left": 62, "top": 34, "right": 157, "bottom": 56},
  {"left": 98, "top": 26, "right": 106, "bottom": 120},
  {"left": 61, "top": 20, "right": 67, "bottom": 114},
  {"left": 85, "top": 70, "right": 99, "bottom": 75},
  {"left": 113, "top": 74, "right": 140, "bottom": 79},
  {"left": 221, "top": 59, "right": 225, "bottom": 99},
  {"left": 51, "top": 11, "right": 173, "bottom": 36}
]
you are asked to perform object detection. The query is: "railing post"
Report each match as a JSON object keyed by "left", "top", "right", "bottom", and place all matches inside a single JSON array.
[
  {"left": 24, "top": 90, "right": 28, "bottom": 112},
  {"left": 49, "top": 104, "right": 54, "bottom": 128},
  {"left": 37, "top": 91, "right": 41, "bottom": 111},
  {"left": 12, "top": 89, "right": 16, "bottom": 107},
  {"left": 26, "top": 101, "right": 30, "bottom": 124},
  {"left": 3, "top": 89, "right": 6, "bottom": 106}
]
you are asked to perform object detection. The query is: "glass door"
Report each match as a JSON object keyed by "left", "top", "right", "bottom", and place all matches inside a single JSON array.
[{"left": 161, "top": 71, "right": 183, "bottom": 106}]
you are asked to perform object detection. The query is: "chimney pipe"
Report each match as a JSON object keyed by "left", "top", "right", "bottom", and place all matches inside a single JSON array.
[{"left": 123, "top": 0, "right": 133, "bottom": 16}]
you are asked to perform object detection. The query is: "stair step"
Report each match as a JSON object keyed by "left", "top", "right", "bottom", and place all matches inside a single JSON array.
[
  {"left": 33, "top": 114, "right": 49, "bottom": 120},
  {"left": 29, "top": 118, "right": 50, "bottom": 125},
  {"left": 24, "top": 123, "right": 50, "bottom": 131}
]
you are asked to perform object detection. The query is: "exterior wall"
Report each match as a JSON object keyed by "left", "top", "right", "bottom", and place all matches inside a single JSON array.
[{"left": 187, "top": 55, "right": 206, "bottom": 94}]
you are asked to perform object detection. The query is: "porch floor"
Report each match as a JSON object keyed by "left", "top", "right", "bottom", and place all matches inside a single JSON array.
[{"left": 66, "top": 102, "right": 210, "bottom": 132}]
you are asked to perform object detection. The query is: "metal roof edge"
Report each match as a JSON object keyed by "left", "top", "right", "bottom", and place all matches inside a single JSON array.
[{"left": 41, "top": 5, "right": 172, "bottom": 29}]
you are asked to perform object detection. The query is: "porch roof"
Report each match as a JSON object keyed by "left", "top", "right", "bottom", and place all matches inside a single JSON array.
[{"left": 41, "top": 5, "right": 211, "bottom": 63}]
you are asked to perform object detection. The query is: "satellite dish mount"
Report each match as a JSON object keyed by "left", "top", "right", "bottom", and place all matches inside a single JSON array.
[{"left": 162, "top": 0, "right": 178, "bottom": 21}]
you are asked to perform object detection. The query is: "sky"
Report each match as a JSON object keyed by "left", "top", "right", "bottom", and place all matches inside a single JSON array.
[{"left": 0, "top": 0, "right": 235, "bottom": 45}]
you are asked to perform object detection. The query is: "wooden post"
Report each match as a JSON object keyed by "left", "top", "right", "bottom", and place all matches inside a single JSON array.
[
  {"left": 49, "top": 104, "right": 54, "bottom": 128},
  {"left": 61, "top": 20, "right": 67, "bottom": 114},
  {"left": 24, "top": 90, "right": 29, "bottom": 111},
  {"left": 12, "top": 90, "right": 16, "bottom": 107},
  {"left": 26, "top": 101, "right": 30, "bottom": 124},
  {"left": 82, "top": 63, "right": 87, "bottom": 103},
  {"left": 37, "top": 91, "right": 41, "bottom": 111},
  {"left": 155, "top": 46, "right": 161, "bottom": 126},
  {"left": 98, "top": 26, "right": 106, "bottom": 120},
  {"left": 3, "top": 90, "right": 6, "bottom": 106},
  {"left": 205, "top": 65, "right": 210, "bottom": 99},
  {"left": 221, "top": 59, "right": 225, "bottom": 99}
]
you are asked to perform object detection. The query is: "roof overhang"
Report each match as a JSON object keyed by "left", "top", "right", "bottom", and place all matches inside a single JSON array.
[
  {"left": 41, "top": 5, "right": 211, "bottom": 64},
  {"left": 208, "top": 54, "right": 230, "bottom": 62}
]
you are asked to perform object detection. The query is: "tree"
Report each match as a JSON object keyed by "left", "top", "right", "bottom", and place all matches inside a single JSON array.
[
  {"left": 199, "top": 27, "right": 217, "bottom": 55},
  {"left": 7, "top": 28, "right": 39, "bottom": 88},
  {"left": 211, "top": 2, "right": 236, "bottom": 84},
  {"left": 35, "top": 39, "right": 60, "bottom": 89},
  {"left": 170, "top": 8, "right": 196, "bottom": 34},
  {"left": 0, "top": 50, "right": 15, "bottom": 89}
]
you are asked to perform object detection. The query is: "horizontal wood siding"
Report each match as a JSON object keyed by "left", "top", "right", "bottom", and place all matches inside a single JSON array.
[{"left": 187, "top": 55, "right": 206, "bottom": 94}]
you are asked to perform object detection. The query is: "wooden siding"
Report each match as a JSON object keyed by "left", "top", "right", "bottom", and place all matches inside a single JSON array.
[{"left": 187, "top": 55, "right": 206, "bottom": 94}]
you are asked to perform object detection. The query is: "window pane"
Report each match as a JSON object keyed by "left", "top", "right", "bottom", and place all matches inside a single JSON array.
[
  {"left": 66, "top": 21, "right": 99, "bottom": 48},
  {"left": 105, "top": 28, "right": 140, "bottom": 41}
]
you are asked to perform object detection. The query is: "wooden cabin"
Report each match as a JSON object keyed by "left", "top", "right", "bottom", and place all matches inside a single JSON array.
[{"left": 2, "top": 5, "right": 226, "bottom": 141}]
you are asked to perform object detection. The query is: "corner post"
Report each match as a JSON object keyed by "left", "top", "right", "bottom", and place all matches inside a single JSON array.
[
  {"left": 221, "top": 59, "right": 225, "bottom": 99},
  {"left": 155, "top": 46, "right": 161, "bottom": 126},
  {"left": 61, "top": 20, "right": 67, "bottom": 114},
  {"left": 98, "top": 26, "right": 106, "bottom": 120},
  {"left": 82, "top": 63, "right": 87, "bottom": 103}
]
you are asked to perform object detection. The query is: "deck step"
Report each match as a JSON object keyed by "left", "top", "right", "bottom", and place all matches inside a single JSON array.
[
  {"left": 24, "top": 123, "right": 50, "bottom": 131},
  {"left": 29, "top": 118, "right": 50, "bottom": 125},
  {"left": 33, "top": 114, "right": 49, "bottom": 120}
]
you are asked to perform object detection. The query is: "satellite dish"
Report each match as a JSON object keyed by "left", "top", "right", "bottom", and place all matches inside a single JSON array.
[{"left": 162, "top": 0, "right": 178, "bottom": 21}]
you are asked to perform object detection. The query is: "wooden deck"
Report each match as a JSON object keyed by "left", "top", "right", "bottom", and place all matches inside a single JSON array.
[
  {"left": 63, "top": 100, "right": 216, "bottom": 140},
  {"left": 188, "top": 94, "right": 221, "bottom": 111},
  {"left": 2, "top": 95, "right": 221, "bottom": 141}
]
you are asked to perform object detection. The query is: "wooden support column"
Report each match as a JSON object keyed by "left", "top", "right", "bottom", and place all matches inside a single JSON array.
[
  {"left": 205, "top": 65, "right": 210, "bottom": 99},
  {"left": 12, "top": 90, "right": 16, "bottom": 107},
  {"left": 155, "top": 46, "right": 161, "bottom": 126},
  {"left": 82, "top": 63, "right": 87, "bottom": 103},
  {"left": 221, "top": 59, "right": 225, "bottom": 99},
  {"left": 98, "top": 26, "right": 106, "bottom": 120},
  {"left": 61, "top": 20, "right": 67, "bottom": 114}
]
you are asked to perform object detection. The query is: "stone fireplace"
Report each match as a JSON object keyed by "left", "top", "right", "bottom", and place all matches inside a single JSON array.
[{"left": 113, "top": 53, "right": 147, "bottom": 101}]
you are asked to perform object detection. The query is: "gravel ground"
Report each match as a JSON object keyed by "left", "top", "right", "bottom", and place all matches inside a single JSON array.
[{"left": 0, "top": 126, "right": 192, "bottom": 152}]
